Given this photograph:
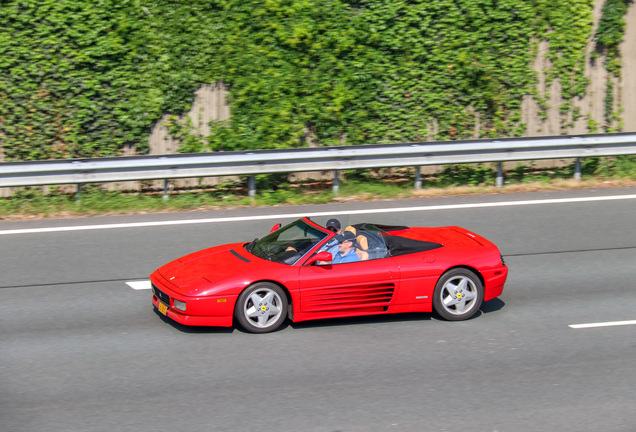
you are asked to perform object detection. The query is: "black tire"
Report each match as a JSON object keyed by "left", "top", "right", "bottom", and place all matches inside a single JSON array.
[
  {"left": 433, "top": 268, "right": 483, "bottom": 321},
  {"left": 235, "top": 282, "right": 288, "bottom": 333}
]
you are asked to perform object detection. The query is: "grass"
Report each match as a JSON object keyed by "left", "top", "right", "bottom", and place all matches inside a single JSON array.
[{"left": 1, "top": 157, "right": 635, "bottom": 221}]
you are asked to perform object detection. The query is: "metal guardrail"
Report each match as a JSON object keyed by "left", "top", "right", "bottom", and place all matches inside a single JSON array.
[{"left": 1, "top": 132, "right": 636, "bottom": 194}]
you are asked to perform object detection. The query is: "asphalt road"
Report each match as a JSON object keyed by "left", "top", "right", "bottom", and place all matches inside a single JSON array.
[{"left": 1, "top": 188, "right": 635, "bottom": 432}]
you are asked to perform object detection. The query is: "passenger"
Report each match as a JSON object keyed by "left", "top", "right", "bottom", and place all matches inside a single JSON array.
[
  {"left": 322, "top": 218, "right": 342, "bottom": 257},
  {"left": 326, "top": 218, "right": 341, "bottom": 234},
  {"left": 332, "top": 231, "right": 360, "bottom": 264}
]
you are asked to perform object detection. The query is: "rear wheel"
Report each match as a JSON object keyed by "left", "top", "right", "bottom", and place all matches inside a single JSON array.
[
  {"left": 235, "top": 282, "right": 288, "bottom": 333},
  {"left": 433, "top": 268, "right": 483, "bottom": 321}
]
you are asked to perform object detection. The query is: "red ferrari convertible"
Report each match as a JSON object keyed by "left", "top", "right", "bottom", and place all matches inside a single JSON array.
[{"left": 151, "top": 217, "right": 508, "bottom": 333}]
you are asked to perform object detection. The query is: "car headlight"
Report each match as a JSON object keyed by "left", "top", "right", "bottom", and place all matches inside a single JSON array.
[{"left": 173, "top": 299, "right": 187, "bottom": 312}]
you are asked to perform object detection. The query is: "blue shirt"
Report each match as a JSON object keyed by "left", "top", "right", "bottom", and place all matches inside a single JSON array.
[
  {"left": 318, "top": 239, "right": 339, "bottom": 260},
  {"left": 332, "top": 248, "right": 360, "bottom": 264},
  {"left": 324, "top": 243, "right": 339, "bottom": 259}
]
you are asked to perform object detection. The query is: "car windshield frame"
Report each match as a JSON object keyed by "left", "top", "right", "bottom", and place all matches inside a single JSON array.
[{"left": 245, "top": 218, "right": 329, "bottom": 265}]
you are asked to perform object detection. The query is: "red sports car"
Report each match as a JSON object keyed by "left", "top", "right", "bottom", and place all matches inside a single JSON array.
[{"left": 150, "top": 217, "right": 508, "bottom": 333}]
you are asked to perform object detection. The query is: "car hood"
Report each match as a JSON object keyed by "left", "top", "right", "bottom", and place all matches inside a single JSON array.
[{"left": 157, "top": 243, "right": 256, "bottom": 294}]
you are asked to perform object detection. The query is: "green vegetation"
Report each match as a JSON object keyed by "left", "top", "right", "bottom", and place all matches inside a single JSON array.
[
  {"left": 594, "top": 0, "right": 631, "bottom": 131},
  {"left": 596, "top": 0, "right": 631, "bottom": 76},
  {"left": 2, "top": 156, "right": 634, "bottom": 219},
  {"left": 3, "top": 0, "right": 619, "bottom": 161},
  {"left": 1, "top": 1, "right": 632, "bottom": 221},
  {"left": 0, "top": 1, "right": 155, "bottom": 159}
]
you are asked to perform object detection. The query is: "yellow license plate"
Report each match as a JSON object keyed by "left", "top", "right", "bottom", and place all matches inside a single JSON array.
[{"left": 158, "top": 302, "right": 168, "bottom": 316}]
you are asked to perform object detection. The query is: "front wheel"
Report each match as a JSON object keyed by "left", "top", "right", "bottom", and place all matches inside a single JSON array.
[
  {"left": 433, "top": 268, "right": 483, "bottom": 321},
  {"left": 235, "top": 282, "right": 288, "bottom": 333}
]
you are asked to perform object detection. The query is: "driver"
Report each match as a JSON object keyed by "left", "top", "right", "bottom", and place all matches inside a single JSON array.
[{"left": 332, "top": 231, "right": 360, "bottom": 264}]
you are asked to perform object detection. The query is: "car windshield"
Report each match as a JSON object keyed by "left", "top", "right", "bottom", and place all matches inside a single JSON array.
[{"left": 246, "top": 219, "right": 328, "bottom": 265}]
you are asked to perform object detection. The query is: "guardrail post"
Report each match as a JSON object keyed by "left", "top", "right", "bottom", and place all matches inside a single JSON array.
[
  {"left": 333, "top": 170, "right": 339, "bottom": 195},
  {"left": 414, "top": 166, "right": 422, "bottom": 189},
  {"left": 574, "top": 157, "right": 581, "bottom": 181},
  {"left": 163, "top": 180, "right": 169, "bottom": 200},
  {"left": 248, "top": 175, "right": 256, "bottom": 201},
  {"left": 76, "top": 184, "right": 82, "bottom": 202},
  {"left": 496, "top": 162, "right": 504, "bottom": 187}
]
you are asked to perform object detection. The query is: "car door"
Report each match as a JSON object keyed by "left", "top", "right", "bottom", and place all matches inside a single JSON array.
[{"left": 298, "top": 258, "right": 400, "bottom": 313}]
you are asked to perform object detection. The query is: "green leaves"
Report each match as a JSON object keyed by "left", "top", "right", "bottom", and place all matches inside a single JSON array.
[
  {"left": 0, "top": 0, "right": 151, "bottom": 159},
  {"left": 0, "top": 0, "right": 612, "bottom": 160},
  {"left": 595, "top": 0, "right": 630, "bottom": 76}
]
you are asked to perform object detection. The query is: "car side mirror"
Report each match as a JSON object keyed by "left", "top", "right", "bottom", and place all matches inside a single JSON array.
[
  {"left": 305, "top": 251, "right": 332, "bottom": 266},
  {"left": 270, "top": 223, "right": 282, "bottom": 233}
]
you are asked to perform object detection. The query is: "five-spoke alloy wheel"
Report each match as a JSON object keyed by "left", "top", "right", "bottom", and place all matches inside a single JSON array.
[
  {"left": 433, "top": 268, "right": 483, "bottom": 321},
  {"left": 235, "top": 282, "right": 288, "bottom": 333}
]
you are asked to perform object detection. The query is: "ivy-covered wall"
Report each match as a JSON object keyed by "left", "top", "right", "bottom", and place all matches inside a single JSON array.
[{"left": 0, "top": 0, "right": 630, "bottom": 161}]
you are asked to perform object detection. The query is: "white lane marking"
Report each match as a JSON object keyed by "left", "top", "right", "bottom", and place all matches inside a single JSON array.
[
  {"left": 126, "top": 280, "right": 152, "bottom": 290},
  {"left": 1, "top": 194, "right": 635, "bottom": 236},
  {"left": 569, "top": 320, "right": 636, "bottom": 329}
]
